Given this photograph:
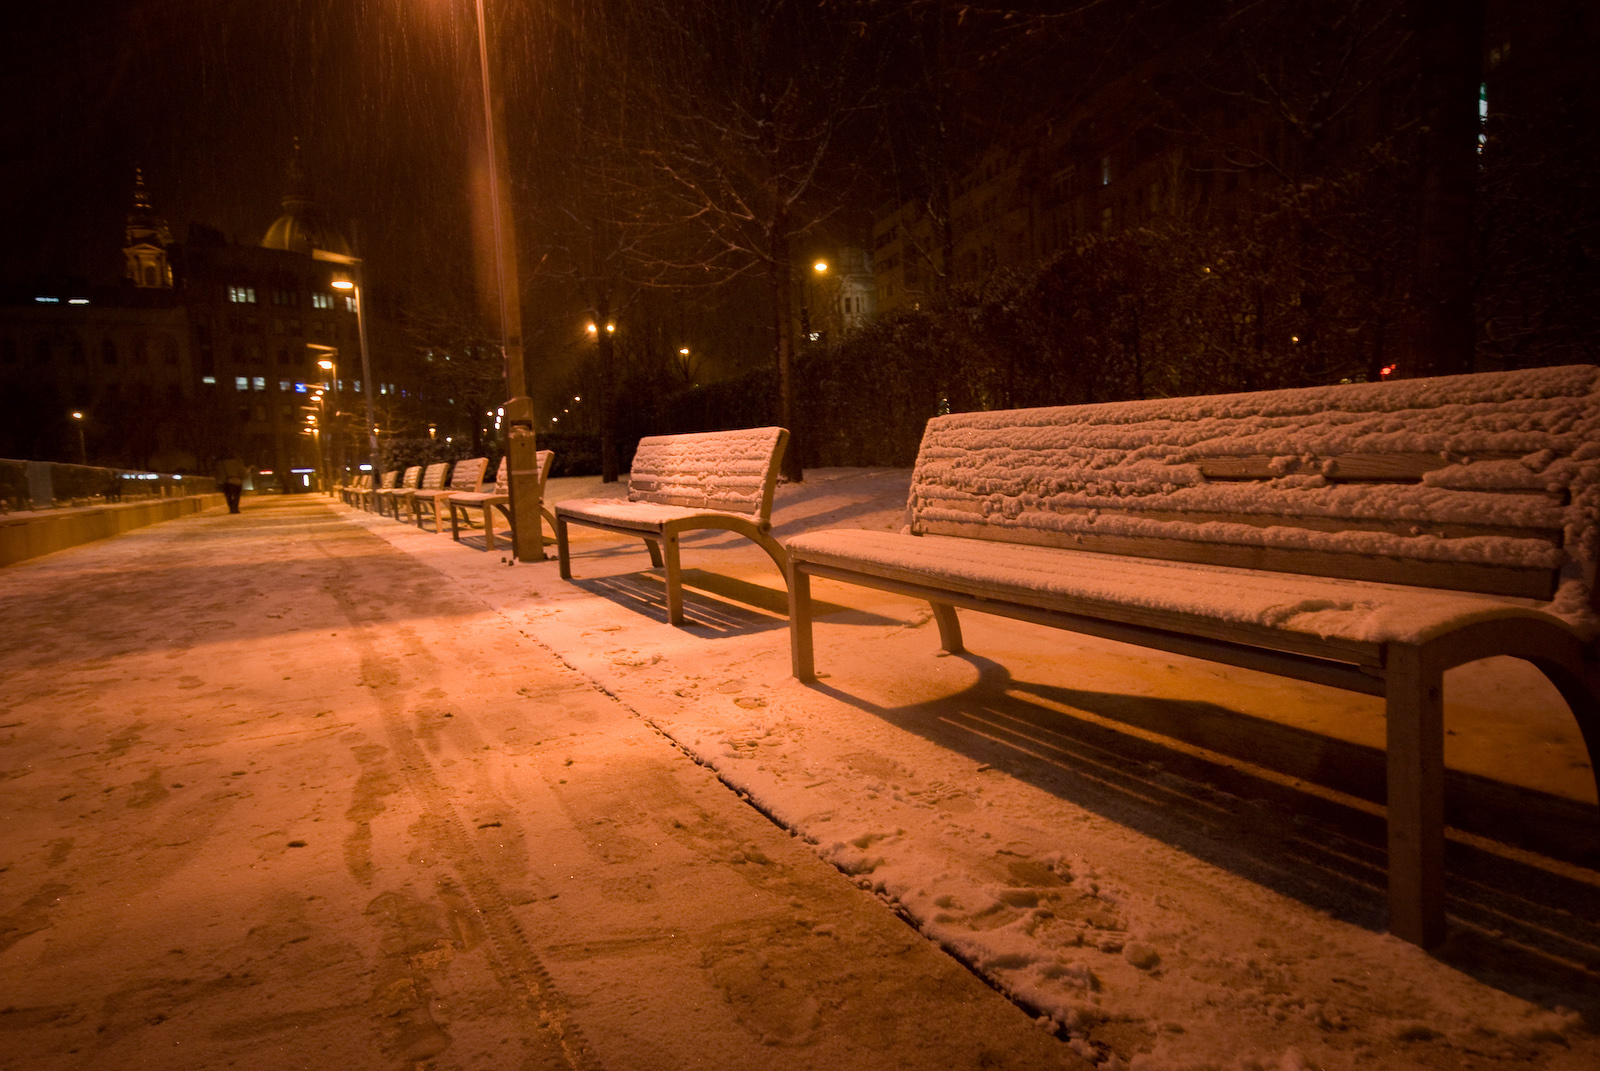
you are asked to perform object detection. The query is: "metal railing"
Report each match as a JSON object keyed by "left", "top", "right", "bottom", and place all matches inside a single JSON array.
[{"left": 0, "top": 459, "right": 218, "bottom": 513}]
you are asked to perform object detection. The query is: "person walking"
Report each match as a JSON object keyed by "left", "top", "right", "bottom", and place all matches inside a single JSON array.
[{"left": 215, "top": 454, "right": 247, "bottom": 514}]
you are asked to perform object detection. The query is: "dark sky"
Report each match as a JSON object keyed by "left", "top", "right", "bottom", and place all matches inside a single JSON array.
[{"left": 1, "top": 0, "right": 490, "bottom": 293}]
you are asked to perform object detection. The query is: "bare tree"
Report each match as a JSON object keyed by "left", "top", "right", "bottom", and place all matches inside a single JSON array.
[{"left": 621, "top": 0, "right": 874, "bottom": 482}]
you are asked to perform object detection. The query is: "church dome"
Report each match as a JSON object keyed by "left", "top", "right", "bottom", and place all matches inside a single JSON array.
[{"left": 261, "top": 141, "right": 352, "bottom": 256}]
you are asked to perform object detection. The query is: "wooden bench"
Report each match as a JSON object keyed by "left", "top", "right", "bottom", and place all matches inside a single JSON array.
[
  {"left": 374, "top": 466, "right": 421, "bottom": 518},
  {"left": 786, "top": 365, "right": 1600, "bottom": 949},
  {"left": 393, "top": 461, "right": 451, "bottom": 525},
  {"left": 412, "top": 457, "right": 488, "bottom": 532},
  {"left": 339, "top": 472, "right": 371, "bottom": 507},
  {"left": 365, "top": 469, "right": 400, "bottom": 512},
  {"left": 446, "top": 452, "right": 556, "bottom": 555},
  {"left": 556, "top": 427, "right": 790, "bottom": 625}
]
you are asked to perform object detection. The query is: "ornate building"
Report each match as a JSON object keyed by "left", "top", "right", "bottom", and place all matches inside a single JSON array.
[{"left": 0, "top": 152, "right": 416, "bottom": 486}]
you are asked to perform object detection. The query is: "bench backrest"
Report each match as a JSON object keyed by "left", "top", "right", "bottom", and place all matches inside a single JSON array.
[
  {"left": 488, "top": 451, "right": 554, "bottom": 495},
  {"left": 907, "top": 366, "right": 1600, "bottom": 606},
  {"left": 380, "top": 470, "right": 400, "bottom": 489},
  {"left": 447, "top": 457, "right": 489, "bottom": 492},
  {"left": 418, "top": 462, "right": 449, "bottom": 491},
  {"left": 628, "top": 427, "right": 788, "bottom": 524},
  {"left": 398, "top": 465, "right": 422, "bottom": 488}
]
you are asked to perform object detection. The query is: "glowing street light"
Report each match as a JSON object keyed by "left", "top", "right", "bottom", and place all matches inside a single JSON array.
[
  {"left": 312, "top": 251, "right": 378, "bottom": 495},
  {"left": 70, "top": 411, "right": 86, "bottom": 464}
]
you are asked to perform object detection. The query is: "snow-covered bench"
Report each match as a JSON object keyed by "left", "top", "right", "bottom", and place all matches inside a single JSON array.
[
  {"left": 394, "top": 462, "right": 448, "bottom": 524},
  {"left": 364, "top": 468, "right": 400, "bottom": 512},
  {"left": 412, "top": 458, "right": 488, "bottom": 532},
  {"left": 339, "top": 472, "right": 372, "bottom": 507},
  {"left": 556, "top": 427, "right": 790, "bottom": 626},
  {"left": 374, "top": 465, "right": 421, "bottom": 518},
  {"left": 786, "top": 365, "right": 1600, "bottom": 949},
  {"left": 446, "top": 451, "right": 557, "bottom": 555}
]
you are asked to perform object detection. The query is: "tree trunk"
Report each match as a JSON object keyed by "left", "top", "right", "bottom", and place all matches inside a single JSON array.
[{"left": 771, "top": 215, "right": 802, "bottom": 483}]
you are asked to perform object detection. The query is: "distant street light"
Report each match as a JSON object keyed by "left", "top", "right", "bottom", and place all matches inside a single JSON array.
[{"left": 70, "top": 411, "right": 86, "bottom": 464}]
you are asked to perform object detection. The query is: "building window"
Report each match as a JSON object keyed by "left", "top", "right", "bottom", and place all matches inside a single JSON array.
[
  {"left": 311, "top": 292, "right": 332, "bottom": 310},
  {"left": 343, "top": 295, "right": 357, "bottom": 313},
  {"left": 228, "top": 286, "right": 257, "bottom": 304},
  {"left": 160, "top": 336, "right": 179, "bottom": 366},
  {"left": 69, "top": 336, "right": 85, "bottom": 364},
  {"left": 279, "top": 379, "right": 291, "bottom": 392},
  {"left": 271, "top": 288, "right": 298, "bottom": 306},
  {"left": 235, "top": 375, "right": 249, "bottom": 391},
  {"left": 252, "top": 376, "right": 266, "bottom": 391},
  {"left": 1101, "top": 155, "right": 1112, "bottom": 186}
]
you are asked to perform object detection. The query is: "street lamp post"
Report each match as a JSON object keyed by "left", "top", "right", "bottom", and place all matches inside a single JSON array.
[
  {"left": 70, "top": 411, "right": 86, "bottom": 465},
  {"left": 313, "top": 251, "right": 379, "bottom": 495},
  {"left": 471, "top": 0, "right": 543, "bottom": 560},
  {"left": 309, "top": 349, "right": 342, "bottom": 490}
]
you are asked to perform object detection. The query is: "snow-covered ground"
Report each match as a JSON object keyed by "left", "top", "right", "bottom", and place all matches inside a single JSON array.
[{"left": 350, "top": 465, "right": 1598, "bottom": 1071}]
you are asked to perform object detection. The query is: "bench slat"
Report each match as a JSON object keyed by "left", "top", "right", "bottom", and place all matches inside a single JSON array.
[{"left": 915, "top": 520, "right": 1559, "bottom": 601}]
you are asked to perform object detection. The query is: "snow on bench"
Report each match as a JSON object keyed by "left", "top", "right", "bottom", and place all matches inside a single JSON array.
[
  {"left": 445, "top": 451, "right": 556, "bottom": 556},
  {"left": 556, "top": 427, "right": 790, "bottom": 626},
  {"left": 339, "top": 472, "right": 372, "bottom": 507},
  {"left": 786, "top": 365, "right": 1600, "bottom": 949},
  {"left": 412, "top": 458, "right": 488, "bottom": 532},
  {"left": 393, "top": 462, "right": 448, "bottom": 525},
  {"left": 363, "top": 468, "right": 400, "bottom": 513},
  {"left": 374, "top": 465, "right": 422, "bottom": 518}
]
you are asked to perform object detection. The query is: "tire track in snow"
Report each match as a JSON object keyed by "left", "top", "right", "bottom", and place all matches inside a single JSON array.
[{"left": 310, "top": 524, "right": 603, "bottom": 1071}]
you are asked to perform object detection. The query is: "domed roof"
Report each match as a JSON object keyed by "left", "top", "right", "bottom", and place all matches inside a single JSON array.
[{"left": 261, "top": 140, "right": 352, "bottom": 257}]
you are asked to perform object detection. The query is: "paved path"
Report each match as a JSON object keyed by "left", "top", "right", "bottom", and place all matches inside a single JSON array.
[{"left": 0, "top": 498, "right": 1084, "bottom": 1070}]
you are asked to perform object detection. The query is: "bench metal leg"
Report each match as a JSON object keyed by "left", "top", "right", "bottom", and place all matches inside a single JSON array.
[
  {"left": 1385, "top": 643, "right": 1447, "bottom": 948},
  {"left": 790, "top": 567, "right": 815, "bottom": 681},
  {"left": 663, "top": 533, "right": 684, "bottom": 625},
  {"left": 931, "top": 602, "right": 963, "bottom": 654},
  {"left": 556, "top": 515, "right": 572, "bottom": 579}
]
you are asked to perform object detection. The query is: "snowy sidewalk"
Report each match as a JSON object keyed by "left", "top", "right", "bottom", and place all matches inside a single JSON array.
[
  {"left": 0, "top": 495, "right": 1080, "bottom": 1071},
  {"left": 350, "top": 468, "right": 1597, "bottom": 1071}
]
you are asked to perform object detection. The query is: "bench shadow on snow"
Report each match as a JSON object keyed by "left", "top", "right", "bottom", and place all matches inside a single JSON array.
[
  {"left": 809, "top": 654, "right": 1600, "bottom": 1026},
  {"left": 567, "top": 567, "right": 882, "bottom": 635}
]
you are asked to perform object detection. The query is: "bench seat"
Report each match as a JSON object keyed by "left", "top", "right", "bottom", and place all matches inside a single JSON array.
[{"left": 788, "top": 529, "right": 1572, "bottom": 654}]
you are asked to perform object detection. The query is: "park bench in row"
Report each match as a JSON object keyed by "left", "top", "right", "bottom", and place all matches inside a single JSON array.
[
  {"left": 447, "top": 452, "right": 556, "bottom": 555},
  {"left": 412, "top": 457, "right": 488, "bottom": 531},
  {"left": 556, "top": 427, "right": 790, "bottom": 625},
  {"left": 374, "top": 466, "right": 421, "bottom": 517},
  {"left": 366, "top": 468, "right": 400, "bottom": 511},
  {"left": 338, "top": 473, "right": 371, "bottom": 507},
  {"left": 785, "top": 364, "right": 1600, "bottom": 949},
  {"left": 392, "top": 462, "right": 448, "bottom": 524}
]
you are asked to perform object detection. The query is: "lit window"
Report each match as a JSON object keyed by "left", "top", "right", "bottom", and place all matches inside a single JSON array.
[
  {"left": 1101, "top": 156, "right": 1112, "bottom": 186},
  {"left": 228, "top": 286, "right": 257, "bottom": 304},
  {"left": 235, "top": 376, "right": 249, "bottom": 391},
  {"left": 353, "top": 380, "right": 361, "bottom": 393},
  {"left": 201, "top": 375, "right": 217, "bottom": 385},
  {"left": 311, "top": 293, "right": 332, "bottom": 310},
  {"left": 279, "top": 380, "right": 291, "bottom": 392},
  {"left": 1478, "top": 81, "right": 1488, "bottom": 153},
  {"left": 252, "top": 376, "right": 266, "bottom": 390}
]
